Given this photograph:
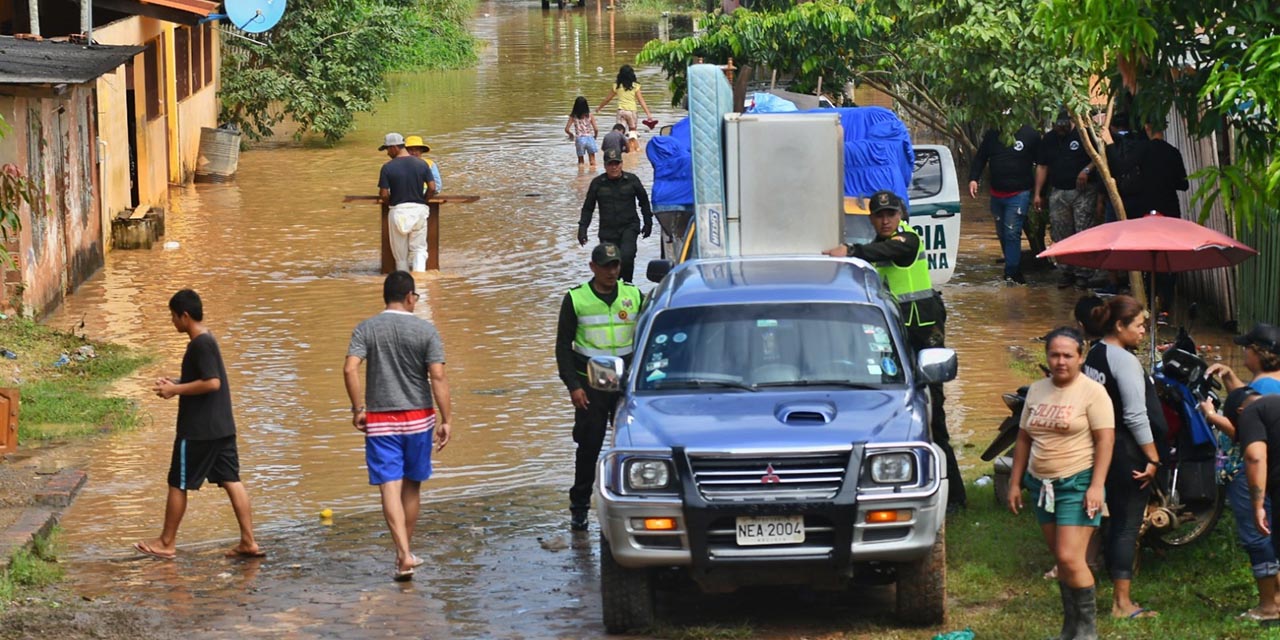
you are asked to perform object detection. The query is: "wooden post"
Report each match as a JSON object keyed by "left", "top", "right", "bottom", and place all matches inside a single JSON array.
[
  {"left": 346, "top": 195, "right": 480, "bottom": 273},
  {"left": 427, "top": 202, "right": 442, "bottom": 270}
]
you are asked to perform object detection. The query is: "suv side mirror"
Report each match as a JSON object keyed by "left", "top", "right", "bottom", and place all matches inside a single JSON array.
[
  {"left": 647, "top": 259, "right": 674, "bottom": 283},
  {"left": 916, "top": 348, "right": 957, "bottom": 384},
  {"left": 587, "top": 356, "right": 625, "bottom": 392}
]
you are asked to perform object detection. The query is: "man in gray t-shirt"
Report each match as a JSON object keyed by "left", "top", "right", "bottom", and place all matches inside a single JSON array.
[{"left": 343, "top": 271, "right": 452, "bottom": 582}]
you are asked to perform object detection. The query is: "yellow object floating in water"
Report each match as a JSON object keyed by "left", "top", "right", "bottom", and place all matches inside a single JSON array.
[{"left": 319, "top": 508, "right": 333, "bottom": 519}]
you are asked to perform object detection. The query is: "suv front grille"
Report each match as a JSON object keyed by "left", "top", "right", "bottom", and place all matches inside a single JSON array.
[{"left": 689, "top": 451, "right": 850, "bottom": 502}]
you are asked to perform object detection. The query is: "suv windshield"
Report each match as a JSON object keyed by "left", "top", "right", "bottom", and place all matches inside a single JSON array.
[{"left": 636, "top": 303, "right": 905, "bottom": 391}]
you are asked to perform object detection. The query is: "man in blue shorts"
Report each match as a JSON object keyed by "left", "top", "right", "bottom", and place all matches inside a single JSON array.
[
  {"left": 134, "top": 289, "right": 263, "bottom": 561},
  {"left": 344, "top": 271, "right": 453, "bottom": 581}
]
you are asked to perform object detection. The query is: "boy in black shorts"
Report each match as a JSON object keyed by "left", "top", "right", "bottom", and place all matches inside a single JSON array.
[{"left": 133, "top": 289, "right": 263, "bottom": 560}]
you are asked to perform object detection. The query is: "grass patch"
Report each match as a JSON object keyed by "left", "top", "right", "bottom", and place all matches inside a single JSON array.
[
  {"left": 618, "top": 0, "right": 704, "bottom": 16},
  {"left": 656, "top": 623, "right": 755, "bottom": 639},
  {"left": 0, "top": 318, "right": 151, "bottom": 441},
  {"left": 945, "top": 483, "right": 1280, "bottom": 639},
  {"left": 0, "top": 528, "right": 64, "bottom": 611}
]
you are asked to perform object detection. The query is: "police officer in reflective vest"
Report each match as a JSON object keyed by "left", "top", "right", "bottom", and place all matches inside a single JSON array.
[
  {"left": 826, "top": 190, "right": 966, "bottom": 511},
  {"left": 555, "top": 243, "right": 644, "bottom": 531}
]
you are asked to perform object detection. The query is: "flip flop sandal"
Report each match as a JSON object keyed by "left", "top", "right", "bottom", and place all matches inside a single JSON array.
[
  {"left": 133, "top": 541, "right": 176, "bottom": 561},
  {"left": 1240, "top": 609, "right": 1280, "bottom": 622},
  {"left": 393, "top": 566, "right": 415, "bottom": 582},
  {"left": 1124, "top": 608, "right": 1158, "bottom": 619}
]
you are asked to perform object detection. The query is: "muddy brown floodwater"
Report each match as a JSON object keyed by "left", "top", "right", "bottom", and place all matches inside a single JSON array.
[{"left": 36, "top": 2, "right": 1244, "bottom": 638}]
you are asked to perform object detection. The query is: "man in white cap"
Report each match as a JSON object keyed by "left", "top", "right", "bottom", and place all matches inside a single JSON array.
[{"left": 378, "top": 132, "right": 434, "bottom": 272}]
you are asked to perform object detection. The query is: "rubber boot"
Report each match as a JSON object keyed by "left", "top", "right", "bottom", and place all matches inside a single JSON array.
[
  {"left": 1070, "top": 585, "right": 1098, "bottom": 640},
  {"left": 1054, "top": 581, "right": 1077, "bottom": 640}
]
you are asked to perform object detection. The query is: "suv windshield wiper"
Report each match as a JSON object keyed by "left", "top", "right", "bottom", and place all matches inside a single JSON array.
[
  {"left": 650, "top": 378, "right": 756, "bottom": 392},
  {"left": 753, "top": 379, "right": 882, "bottom": 390}
]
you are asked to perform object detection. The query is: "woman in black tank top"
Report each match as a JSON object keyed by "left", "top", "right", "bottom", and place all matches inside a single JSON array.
[{"left": 1082, "top": 295, "right": 1164, "bottom": 620}]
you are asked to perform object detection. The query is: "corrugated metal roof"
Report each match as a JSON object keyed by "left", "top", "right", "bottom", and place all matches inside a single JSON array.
[{"left": 0, "top": 37, "right": 145, "bottom": 85}]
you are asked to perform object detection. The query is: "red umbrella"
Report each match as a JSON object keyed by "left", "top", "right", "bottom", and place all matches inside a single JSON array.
[
  {"left": 1038, "top": 213, "right": 1257, "bottom": 272},
  {"left": 1038, "top": 212, "right": 1258, "bottom": 366}
]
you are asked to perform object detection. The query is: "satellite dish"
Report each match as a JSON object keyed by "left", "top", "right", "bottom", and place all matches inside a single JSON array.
[{"left": 224, "top": 0, "right": 287, "bottom": 34}]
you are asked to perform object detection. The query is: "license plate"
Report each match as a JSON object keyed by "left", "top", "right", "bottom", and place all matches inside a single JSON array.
[{"left": 735, "top": 515, "right": 805, "bottom": 546}]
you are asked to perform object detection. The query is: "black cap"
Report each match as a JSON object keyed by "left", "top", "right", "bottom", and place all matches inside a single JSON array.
[
  {"left": 603, "top": 148, "right": 623, "bottom": 164},
  {"left": 1234, "top": 323, "right": 1280, "bottom": 352},
  {"left": 591, "top": 243, "right": 622, "bottom": 266},
  {"left": 1054, "top": 110, "right": 1071, "bottom": 127},
  {"left": 868, "top": 190, "right": 903, "bottom": 214},
  {"left": 1223, "top": 387, "right": 1261, "bottom": 424}
]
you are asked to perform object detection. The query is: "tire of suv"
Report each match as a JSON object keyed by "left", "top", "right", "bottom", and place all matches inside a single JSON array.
[
  {"left": 600, "top": 534, "right": 656, "bottom": 634},
  {"left": 894, "top": 526, "right": 946, "bottom": 626}
]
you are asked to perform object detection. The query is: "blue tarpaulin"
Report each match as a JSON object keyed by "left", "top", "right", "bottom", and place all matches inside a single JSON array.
[
  {"left": 646, "top": 107, "right": 914, "bottom": 210},
  {"left": 647, "top": 117, "right": 694, "bottom": 210}
]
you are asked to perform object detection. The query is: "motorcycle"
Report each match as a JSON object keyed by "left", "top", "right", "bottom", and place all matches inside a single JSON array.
[{"left": 982, "top": 326, "right": 1226, "bottom": 549}]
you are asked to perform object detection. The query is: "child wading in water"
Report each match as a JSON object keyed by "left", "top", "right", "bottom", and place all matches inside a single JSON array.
[
  {"left": 134, "top": 289, "right": 264, "bottom": 561},
  {"left": 565, "top": 96, "right": 599, "bottom": 167}
]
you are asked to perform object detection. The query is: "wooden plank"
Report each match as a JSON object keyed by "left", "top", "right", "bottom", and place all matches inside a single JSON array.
[
  {"left": 0, "top": 388, "right": 18, "bottom": 454},
  {"left": 343, "top": 194, "right": 481, "bottom": 204},
  {"left": 343, "top": 195, "right": 481, "bottom": 272},
  {"left": 128, "top": 204, "right": 149, "bottom": 220}
]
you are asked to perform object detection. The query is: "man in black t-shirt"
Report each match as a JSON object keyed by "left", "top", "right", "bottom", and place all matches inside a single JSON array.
[
  {"left": 1242, "top": 395, "right": 1280, "bottom": 542},
  {"left": 133, "top": 289, "right": 263, "bottom": 561},
  {"left": 378, "top": 132, "right": 434, "bottom": 272},
  {"left": 967, "top": 124, "right": 1041, "bottom": 284},
  {"left": 1035, "top": 112, "right": 1098, "bottom": 289}
]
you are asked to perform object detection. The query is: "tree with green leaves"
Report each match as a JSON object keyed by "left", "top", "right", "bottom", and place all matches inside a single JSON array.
[
  {"left": 1038, "top": 0, "right": 1280, "bottom": 229},
  {"left": 637, "top": 0, "right": 1081, "bottom": 160},
  {"left": 220, "top": 0, "right": 478, "bottom": 145}
]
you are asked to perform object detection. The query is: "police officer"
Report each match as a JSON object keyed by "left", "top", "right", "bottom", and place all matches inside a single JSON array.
[
  {"left": 578, "top": 148, "right": 653, "bottom": 283},
  {"left": 555, "top": 243, "right": 644, "bottom": 531},
  {"left": 825, "top": 190, "right": 966, "bottom": 511}
]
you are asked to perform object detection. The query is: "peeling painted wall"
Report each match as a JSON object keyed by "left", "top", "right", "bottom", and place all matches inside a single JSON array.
[{"left": 0, "top": 86, "right": 105, "bottom": 318}]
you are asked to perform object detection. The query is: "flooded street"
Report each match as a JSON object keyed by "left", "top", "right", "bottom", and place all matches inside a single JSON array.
[{"left": 35, "top": 1, "right": 1242, "bottom": 637}]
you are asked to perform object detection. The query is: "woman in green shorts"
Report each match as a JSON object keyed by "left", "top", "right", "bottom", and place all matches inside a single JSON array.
[{"left": 1008, "top": 327, "right": 1116, "bottom": 640}]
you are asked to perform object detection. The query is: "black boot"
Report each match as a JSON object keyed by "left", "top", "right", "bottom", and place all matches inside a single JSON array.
[
  {"left": 1070, "top": 585, "right": 1098, "bottom": 640},
  {"left": 1054, "top": 581, "right": 1077, "bottom": 640}
]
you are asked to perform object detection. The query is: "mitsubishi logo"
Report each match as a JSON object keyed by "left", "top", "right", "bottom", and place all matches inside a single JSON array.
[{"left": 761, "top": 464, "right": 781, "bottom": 484}]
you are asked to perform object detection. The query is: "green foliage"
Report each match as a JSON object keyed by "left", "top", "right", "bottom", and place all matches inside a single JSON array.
[
  {"left": 220, "top": 0, "right": 479, "bottom": 144},
  {"left": 1037, "top": 0, "right": 1280, "bottom": 228},
  {"left": 0, "top": 116, "right": 37, "bottom": 269},
  {"left": 638, "top": 0, "right": 1081, "bottom": 159}
]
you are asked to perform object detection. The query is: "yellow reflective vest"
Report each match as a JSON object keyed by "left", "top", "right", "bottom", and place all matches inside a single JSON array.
[
  {"left": 875, "top": 222, "right": 936, "bottom": 327},
  {"left": 570, "top": 281, "right": 642, "bottom": 358}
]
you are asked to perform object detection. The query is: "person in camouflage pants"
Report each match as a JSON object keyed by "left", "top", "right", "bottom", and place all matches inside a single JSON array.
[{"left": 1036, "top": 112, "right": 1099, "bottom": 288}]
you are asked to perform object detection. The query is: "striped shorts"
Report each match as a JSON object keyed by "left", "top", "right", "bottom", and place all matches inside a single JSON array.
[{"left": 365, "top": 408, "right": 436, "bottom": 485}]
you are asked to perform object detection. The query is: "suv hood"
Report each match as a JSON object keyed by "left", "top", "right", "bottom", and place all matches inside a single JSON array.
[{"left": 616, "top": 389, "right": 925, "bottom": 450}]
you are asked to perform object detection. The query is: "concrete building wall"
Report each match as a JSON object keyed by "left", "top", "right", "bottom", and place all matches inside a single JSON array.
[
  {"left": 0, "top": 86, "right": 104, "bottom": 317},
  {"left": 94, "top": 16, "right": 169, "bottom": 212},
  {"left": 176, "top": 25, "right": 219, "bottom": 181},
  {"left": 95, "top": 65, "right": 132, "bottom": 228},
  {"left": 94, "top": 16, "right": 222, "bottom": 211}
]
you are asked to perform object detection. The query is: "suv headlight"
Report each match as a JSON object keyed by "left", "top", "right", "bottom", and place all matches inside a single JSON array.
[
  {"left": 625, "top": 459, "right": 673, "bottom": 491},
  {"left": 870, "top": 452, "right": 915, "bottom": 484}
]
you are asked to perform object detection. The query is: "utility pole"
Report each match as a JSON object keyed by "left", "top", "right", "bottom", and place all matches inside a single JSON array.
[
  {"left": 28, "top": 0, "right": 40, "bottom": 36},
  {"left": 82, "top": 0, "right": 93, "bottom": 43}
]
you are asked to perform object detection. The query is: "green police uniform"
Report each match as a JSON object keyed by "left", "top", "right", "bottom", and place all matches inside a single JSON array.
[
  {"left": 555, "top": 272, "right": 644, "bottom": 524},
  {"left": 845, "top": 218, "right": 963, "bottom": 508}
]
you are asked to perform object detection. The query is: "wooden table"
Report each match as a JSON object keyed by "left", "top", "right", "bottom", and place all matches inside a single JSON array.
[{"left": 343, "top": 195, "right": 480, "bottom": 273}]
